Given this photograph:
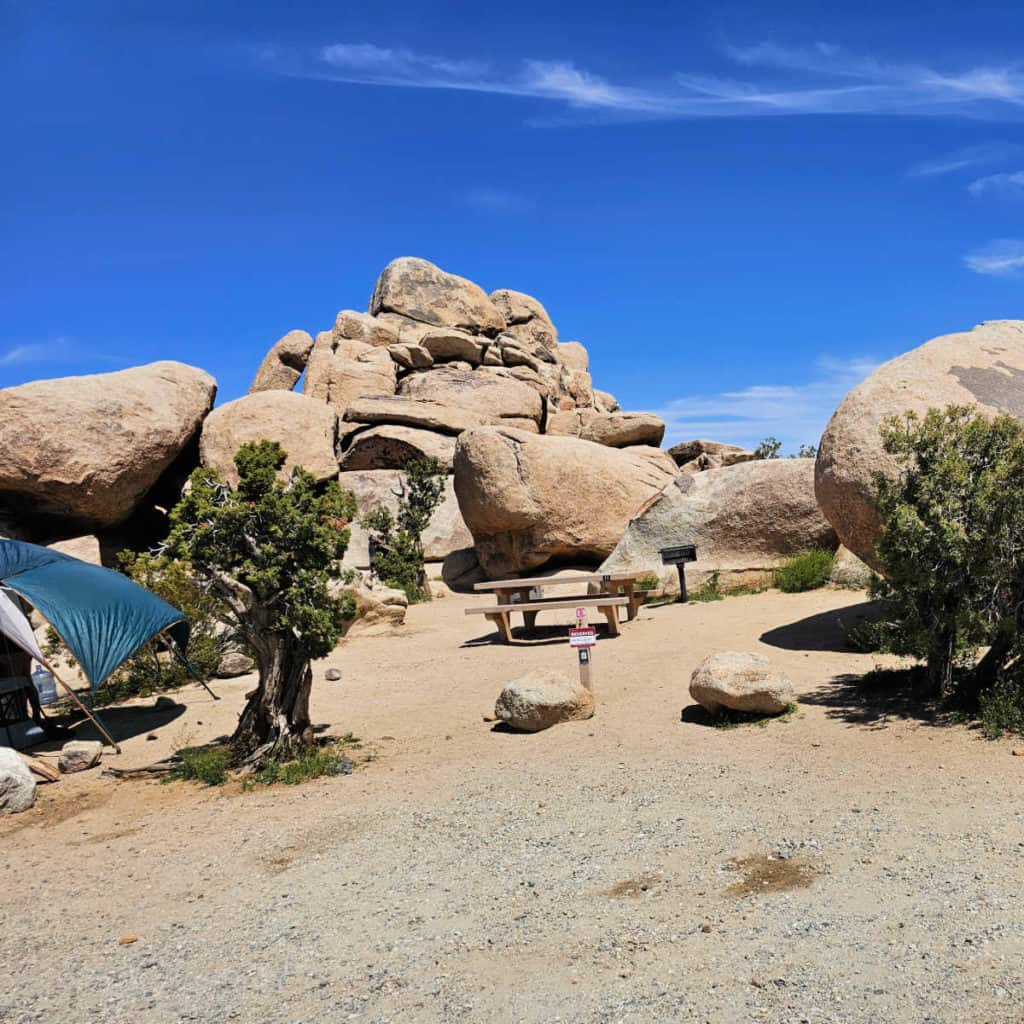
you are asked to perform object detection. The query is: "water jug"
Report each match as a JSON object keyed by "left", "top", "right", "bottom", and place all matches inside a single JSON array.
[{"left": 31, "top": 664, "right": 57, "bottom": 705}]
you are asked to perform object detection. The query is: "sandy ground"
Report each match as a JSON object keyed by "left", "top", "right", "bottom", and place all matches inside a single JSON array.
[{"left": 2, "top": 585, "right": 1023, "bottom": 1024}]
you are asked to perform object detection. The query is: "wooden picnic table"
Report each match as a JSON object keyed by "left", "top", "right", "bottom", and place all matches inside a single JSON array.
[{"left": 466, "top": 571, "right": 646, "bottom": 644}]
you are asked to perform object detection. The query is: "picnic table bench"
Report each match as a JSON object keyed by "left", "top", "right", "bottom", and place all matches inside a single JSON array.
[{"left": 465, "top": 572, "right": 645, "bottom": 644}]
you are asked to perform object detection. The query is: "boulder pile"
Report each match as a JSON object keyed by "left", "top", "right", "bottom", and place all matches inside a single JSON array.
[{"left": 228, "top": 256, "right": 669, "bottom": 571}]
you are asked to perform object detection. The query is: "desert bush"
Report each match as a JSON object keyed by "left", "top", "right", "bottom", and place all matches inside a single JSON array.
[
  {"left": 247, "top": 734, "right": 362, "bottom": 787},
  {"left": 868, "top": 406, "right": 1024, "bottom": 702},
  {"left": 775, "top": 549, "right": 834, "bottom": 593},
  {"left": 978, "top": 677, "right": 1024, "bottom": 739},
  {"left": 689, "top": 572, "right": 724, "bottom": 602},
  {"left": 172, "top": 745, "right": 232, "bottom": 786},
  {"left": 753, "top": 437, "right": 782, "bottom": 459},
  {"left": 635, "top": 572, "right": 661, "bottom": 592},
  {"left": 363, "top": 458, "right": 446, "bottom": 602}
]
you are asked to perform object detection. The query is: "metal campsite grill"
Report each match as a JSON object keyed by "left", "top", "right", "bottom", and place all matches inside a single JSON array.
[{"left": 659, "top": 544, "right": 697, "bottom": 602}]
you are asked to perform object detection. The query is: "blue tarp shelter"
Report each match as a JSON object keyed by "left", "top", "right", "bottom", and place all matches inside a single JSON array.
[{"left": 0, "top": 540, "right": 194, "bottom": 751}]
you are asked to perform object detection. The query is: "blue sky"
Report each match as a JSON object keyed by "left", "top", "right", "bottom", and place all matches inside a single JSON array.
[{"left": 3, "top": 1, "right": 1023, "bottom": 450}]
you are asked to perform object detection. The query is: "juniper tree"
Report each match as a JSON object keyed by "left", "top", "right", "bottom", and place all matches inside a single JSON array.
[
  {"left": 165, "top": 441, "right": 355, "bottom": 766},
  {"left": 869, "top": 406, "right": 1024, "bottom": 700},
  {"left": 362, "top": 457, "right": 445, "bottom": 602}
]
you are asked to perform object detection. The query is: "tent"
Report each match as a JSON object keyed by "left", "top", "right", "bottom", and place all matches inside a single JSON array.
[{"left": 0, "top": 539, "right": 195, "bottom": 752}]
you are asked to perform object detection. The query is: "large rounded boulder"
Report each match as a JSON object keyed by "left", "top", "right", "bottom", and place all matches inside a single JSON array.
[
  {"left": 370, "top": 257, "right": 505, "bottom": 337},
  {"left": 816, "top": 320, "right": 1024, "bottom": 571},
  {"left": 453, "top": 427, "right": 678, "bottom": 578},
  {"left": 200, "top": 390, "right": 338, "bottom": 487},
  {"left": 0, "top": 361, "right": 216, "bottom": 530},
  {"left": 601, "top": 458, "right": 836, "bottom": 589}
]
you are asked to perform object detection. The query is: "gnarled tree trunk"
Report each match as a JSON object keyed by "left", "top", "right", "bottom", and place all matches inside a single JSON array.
[{"left": 231, "top": 628, "right": 313, "bottom": 768}]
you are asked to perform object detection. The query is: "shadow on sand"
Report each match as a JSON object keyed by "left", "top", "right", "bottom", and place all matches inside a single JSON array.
[
  {"left": 800, "top": 672, "right": 954, "bottom": 730},
  {"left": 759, "top": 598, "right": 884, "bottom": 654},
  {"left": 462, "top": 623, "right": 621, "bottom": 649},
  {"left": 34, "top": 695, "right": 190, "bottom": 750}
]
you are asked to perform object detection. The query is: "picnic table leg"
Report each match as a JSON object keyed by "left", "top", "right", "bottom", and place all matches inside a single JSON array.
[
  {"left": 600, "top": 604, "right": 621, "bottom": 638},
  {"left": 622, "top": 582, "right": 640, "bottom": 621},
  {"left": 523, "top": 610, "right": 539, "bottom": 632},
  {"left": 486, "top": 612, "right": 513, "bottom": 644}
]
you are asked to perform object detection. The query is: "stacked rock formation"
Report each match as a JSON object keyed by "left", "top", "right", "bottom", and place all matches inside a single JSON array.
[{"left": 226, "top": 256, "right": 667, "bottom": 571}]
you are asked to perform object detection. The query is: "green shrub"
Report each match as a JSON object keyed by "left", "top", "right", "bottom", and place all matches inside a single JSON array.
[
  {"left": 753, "top": 437, "right": 782, "bottom": 459},
  {"left": 689, "top": 572, "right": 724, "bottom": 602},
  {"left": 869, "top": 406, "right": 1024, "bottom": 699},
  {"left": 363, "top": 458, "right": 446, "bottom": 602},
  {"left": 775, "top": 549, "right": 835, "bottom": 593},
  {"left": 635, "top": 572, "right": 661, "bottom": 592},
  {"left": 978, "top": 678, "right": 1024, "bottom": 739},
  {"left": 247, "top": 735, "right": 362, "bottom": 787},
  {"left": 173, "top": 745, "right": 232, "bottom": 786}
]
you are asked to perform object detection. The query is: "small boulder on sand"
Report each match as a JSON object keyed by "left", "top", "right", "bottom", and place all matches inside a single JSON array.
[
  {"left": 0, "top": 748, "right": 37, "bottom": 814},
  {"left": 688, "top": 652, "right": 795, "bottom": 716},
  {"left": 494, "top": 670, "right": 595, "bottom": 732},
  {"left": 58, "top": 740, "right": 103, "bottom": 774},
  {"left": 216, "top": 652, "right": 255, "bottom": 678}
]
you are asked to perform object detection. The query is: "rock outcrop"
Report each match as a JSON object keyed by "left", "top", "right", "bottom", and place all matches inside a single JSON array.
[
  {"left": 338, "top": 424, "right": 456, "bottom": 472},
  {"left": 669, "top": 439, "right": 756, "bottom": 473},
  {"left": 689, "top": 652, "right": 795, "bottom": 716},
  {"left": 829, "top": 545, "right": 873, "bottom": 588},
  {"left": 816, "top": 320, "right": 1024, "bottom": 572},
  {"left": 0, "top": 362, "right": 215, "bottom": 531},
  {"left": 371, "top": 257, "right": 505, "bottom": 336},
  {"left": 304, "top": 335, "right": 397, "bottom": 415},
  {"left": 200, "top": 391, "right": 338, "bottom": 486},
  {"left": 546, "top": 409, "right": 665, "bottom": 448},
  {"left": 490, "top": 289, "right": 559, "bottom": 351},
  {"left": 494, "top": 670, "right": 594, "bottom": 731},
  {"left": 454, "top": 427, "right": 678, "bottom": 577},
  {"left": 332, "top": 579, "right": 408, "bottom": 638},
  {"left": 601, "top": 458, "right": 836, "bottom": 590},
  {"left": 398, "top": 366, "right": 543, "bottom": 433},
  {"left": 250, "top": 330, "right": 314, "bottom": 393}
]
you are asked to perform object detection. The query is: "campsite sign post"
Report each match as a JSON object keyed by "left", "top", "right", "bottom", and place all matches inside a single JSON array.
[{"left": 570, "top": 607, "right": 597, "bottom": 691}]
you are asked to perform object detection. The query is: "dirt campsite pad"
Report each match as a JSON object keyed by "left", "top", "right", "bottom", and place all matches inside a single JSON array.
[{"left": 3, "top": 586, "right": 1024, "bottom": 1023}]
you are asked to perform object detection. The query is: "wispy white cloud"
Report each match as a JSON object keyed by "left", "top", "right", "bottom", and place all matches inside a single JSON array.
[
  {"left": 463, "top": 187, "right": 530, "bottom": 213},
  {"left": 968, "top": 170, "right": 1024, "bottom": 198},
  {"left": 964, "top": 239, "right": 1024, "bottom": 276},
  {"left": 0, "top": 339, "right": 72, "bottom": 368},
  {"left": 258, "top": 40, "right": 1024, "bottom": 121},
  {"left": 652, "top": 354, "right": 879, "bottom": 452},
  {"left": 907, "top": 142, "right": 1021, "bottom": 178}
]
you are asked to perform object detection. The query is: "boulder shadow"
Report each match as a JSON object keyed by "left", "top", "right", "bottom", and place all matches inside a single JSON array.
[
  {"left": 800, "top": 671, "right": 950, "bottom": 730},
  {"left": 680, "top": 704, "right": 717, "bottom": 727},
  {"left": 759, "top": 599, "right": 884, "bottom": 654}
]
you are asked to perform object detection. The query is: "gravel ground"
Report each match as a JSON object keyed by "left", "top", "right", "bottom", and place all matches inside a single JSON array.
[{"left": 2, "top": 587, "right": 1023, "bottom": 1024}]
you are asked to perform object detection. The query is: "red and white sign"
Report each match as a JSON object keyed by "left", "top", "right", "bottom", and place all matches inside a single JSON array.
[
  {"left": 575, "top": 607, "right": 587, "bottom": 621},
  {"left": 569, "top": 627, "right": 597, "bottom": 648}
]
